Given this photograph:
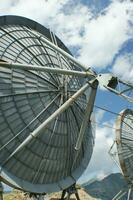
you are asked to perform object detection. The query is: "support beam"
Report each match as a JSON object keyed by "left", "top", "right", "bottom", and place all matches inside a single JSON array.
[
  {"left": 97, "top": 73, "right": 133, "bottom": 103},
  {"left": 0, "top": 182, "right": 3, "bottom": 200},
  {"left": 61, "top": 184, "right": 80, "bottom": 200},
  {"left": 112, "top": 189, "right": 127, "bottom": 200},
  {"left": 105, "top": 85, "right": 133, "bottom": 103},
  {"left": 29, "top": 193, "right": 46, "bottom": 200},
  {"left": 2, "top": 81, "right": 95, "bottom": 164},
  {"left": 75, "top": 80, "right": 98, "bottom": 150},
  {"left": 31, "top": 30, "right": 95, "bottom": 73},
  {"left": 0, "top": 62, "right": 95, "bottom": 78},
  {"left": 127, "top": 188, "right": 132, "bottom": 200}
]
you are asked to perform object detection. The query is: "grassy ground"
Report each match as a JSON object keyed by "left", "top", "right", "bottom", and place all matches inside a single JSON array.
[
  {"left": 3, "top": 188, "right": 95, "bottom": 200},
  {"left": 3, "top": 190, "right": 27, "bottom": 200}
]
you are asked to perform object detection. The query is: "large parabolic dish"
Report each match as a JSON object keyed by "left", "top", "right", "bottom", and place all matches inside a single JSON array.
[
  {"left": 116, "top": 109, "right": 133, "bottom": 184},
  {"left": 0, "top": 15, "right": 96, "bottom": 193}
]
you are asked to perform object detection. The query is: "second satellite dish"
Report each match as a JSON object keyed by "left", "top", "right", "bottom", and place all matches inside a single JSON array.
[
  {"left": 116, "top": 109, "right": 133, "bottom": 184},
  {"left": 113, "top": 109, "right": 133, "bottom": 200}
]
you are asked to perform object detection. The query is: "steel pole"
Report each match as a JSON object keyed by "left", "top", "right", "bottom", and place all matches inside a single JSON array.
[
  {"left": 127, "top": 188, "right": 132, "bottom": 200},
  {"left": 0, "top": 62, "right": 95, "bottom": 78},
  {"left": 2, "top": 81, "right": 93, "bottom": 164},
  {"left": 75, "top": 80, "right": 98, "bottom": 150},
  {"left": 112, "top": 189, "right": 127, "bottom": 200}
]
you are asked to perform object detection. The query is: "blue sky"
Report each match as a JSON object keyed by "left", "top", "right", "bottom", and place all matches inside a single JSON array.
[{"left": 0, "top": 0, "right": 132, "bottom": 186}]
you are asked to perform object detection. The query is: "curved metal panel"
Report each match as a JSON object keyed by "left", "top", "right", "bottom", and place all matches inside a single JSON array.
[
  {"left": 0, "top": 15, "right": 96, "bottom": 193},
  {"left": 116, "top": 109, "right": 133, "bottom": 184}
]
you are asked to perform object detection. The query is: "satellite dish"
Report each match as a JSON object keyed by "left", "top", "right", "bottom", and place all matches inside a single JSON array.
[
  {"left": 112, "top": 109, "right": 133, "bottom": 200},
  {"left": 116, "top": 109, "right": 133, "bottom": 184},
  {"left": 0, "top": 15, "right": 97, "bottom": 195},
  {"left": 0, "top": 15, "right": 132, "bottom": 200}
]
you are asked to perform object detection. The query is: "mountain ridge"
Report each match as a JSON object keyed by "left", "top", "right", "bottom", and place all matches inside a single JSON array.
[{"left": 84, "top": 173, "right": 128, "bottom": 200}]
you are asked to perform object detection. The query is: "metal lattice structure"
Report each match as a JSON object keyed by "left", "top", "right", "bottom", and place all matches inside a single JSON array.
[
  {"left": 0, "top": 16, "right": 97, "bottom": 194},
  {"left": 97, "top": 74, "right": 133, "bottom": 103},
  {"left": 112, "top": 109, "right": 133, "bottom": 200},
  {"left": 105, "top": 79, "right": 133, "bottom": 103},
  {"left": 116, "top": 109, "right": 133, "bottom": 184}
]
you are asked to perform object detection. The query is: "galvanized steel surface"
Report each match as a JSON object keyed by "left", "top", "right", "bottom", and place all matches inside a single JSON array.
[
  {"left": 116, "top": 109, "right": 133, "bottom": 184},
  {"left": 0, "top": 16, "right": 96, "bottom": 193}
]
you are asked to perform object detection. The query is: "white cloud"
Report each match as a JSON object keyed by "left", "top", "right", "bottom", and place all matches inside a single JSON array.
[
  {"left": 0, "top": 0, "right": 92, "bottom": 49},
  {"left": 79, "top": 124, "right": 120, "bottom": 184},
  {"left": 49, "top": 3, "right": 92, "bottom": 47},
  {"left": 78, "top": 1, "right": 133, "bottom": 68},
  {"left": 95, "top": 109, "right": 105, "bottom": 123},
  {"left": 0, "top": 0, "right": 132, "bottom": 70},
  {"left": 112, "top": 53, "right": 133, "bottom": 83},
  {"left": 89, "top": 126, "right": 114, "bottom": 171},
  {"left": 2, "top": 0, "right": 69, "bottom": 23},
  {"left": 0, "top": 0, "right": 15, "bottom": 12}
]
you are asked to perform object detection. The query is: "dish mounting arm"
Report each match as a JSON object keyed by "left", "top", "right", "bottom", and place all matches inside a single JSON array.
[{"left": 97, "top": 74, "right": 133, "bottom": 103}]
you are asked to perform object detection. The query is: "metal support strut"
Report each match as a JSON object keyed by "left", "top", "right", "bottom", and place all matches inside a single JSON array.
[
  {"left": 0, "top": 182, "right": 3, "bottom": 200},
  {"left": 61, "top": 184, "right": 80, "bottom": 200},
  {"left": 112, "top": 186, "right": 133, "bottom": 200},
  {"left": 0, "top": 193, "right": 3, "bottom": 200},
  {"left": 28, "top": 193, "right": 46, "bottom": 200}
]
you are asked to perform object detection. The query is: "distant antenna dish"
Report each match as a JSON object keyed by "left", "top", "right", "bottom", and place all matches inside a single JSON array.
[
  {"left": 116, "top": 109, "right": 133, "bottom": 184},
  {"left": 0, "top": 15, "right": 97, "bottom": 195},
  {"left": 112, "top": 109, "right": 133, "bottom": 200}
]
